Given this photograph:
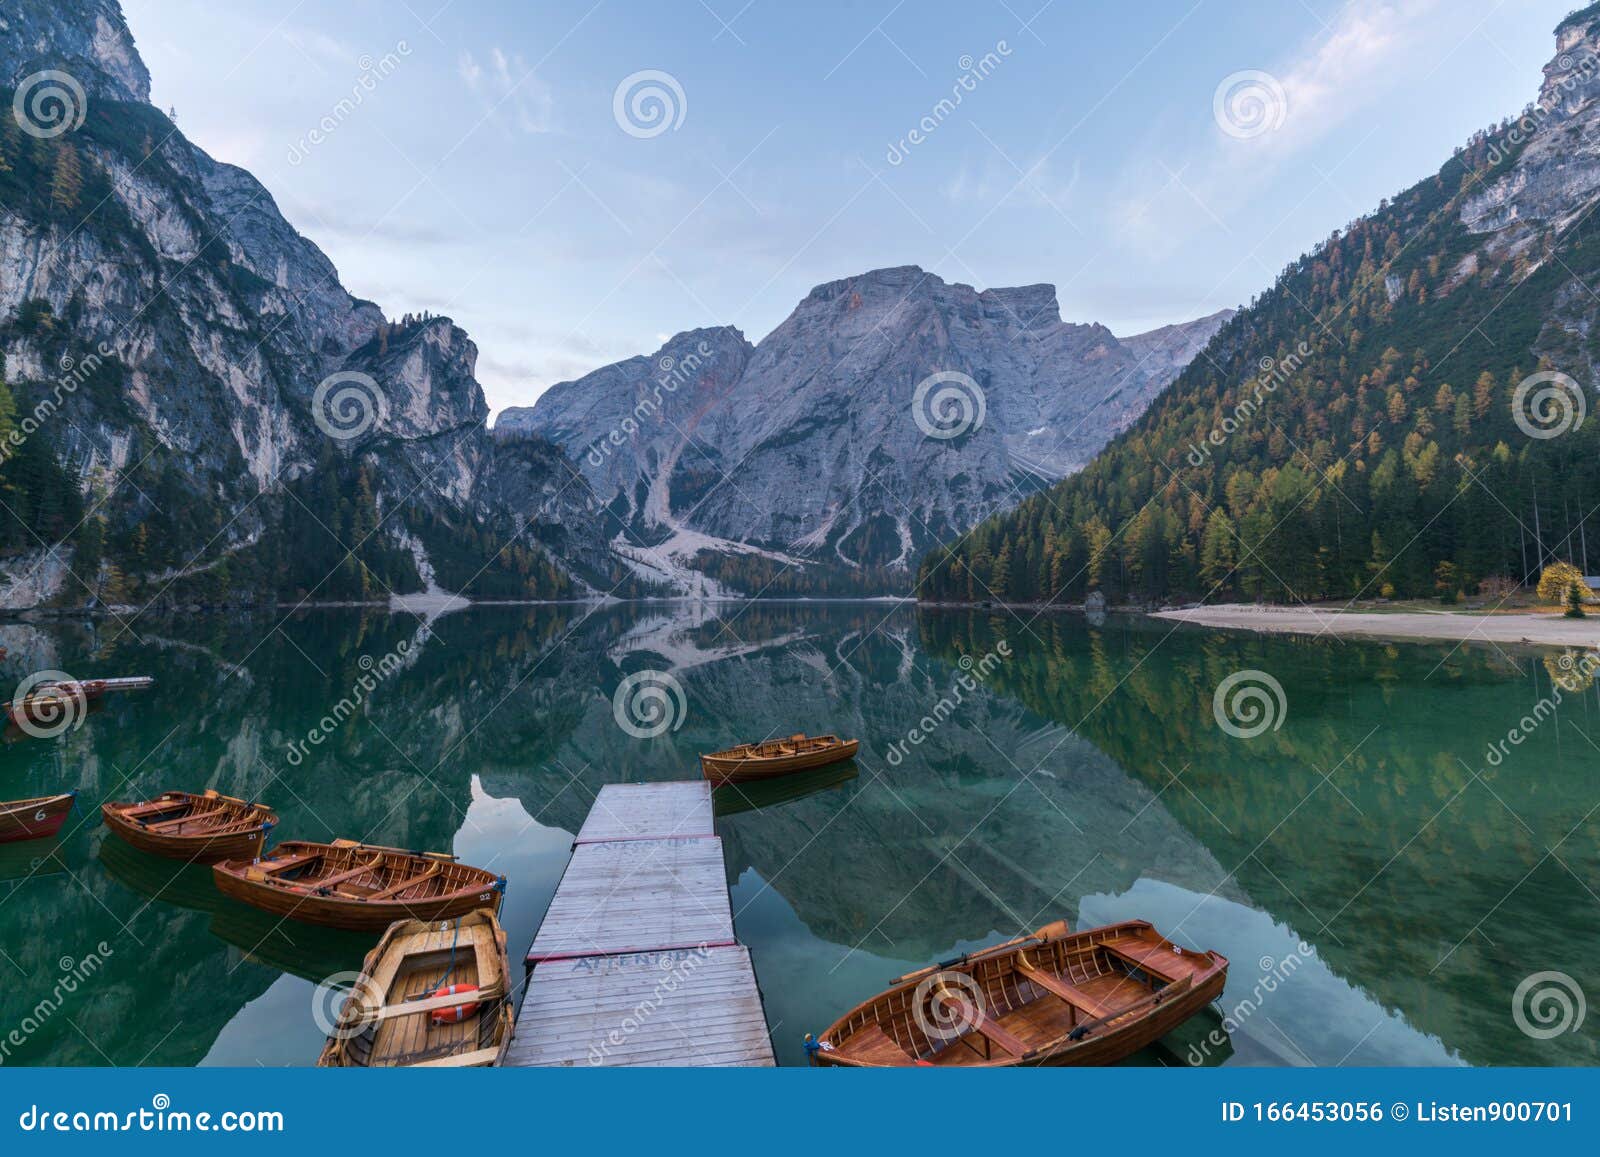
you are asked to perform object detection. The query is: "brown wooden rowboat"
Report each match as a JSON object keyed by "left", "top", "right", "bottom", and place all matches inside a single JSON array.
[
  {"left": 318, "top": 909, "right": 512, "bottom": 1068},
  {"left": 212, "top": 839, "right": 505, "bottom": 932},
  {"left": 3, "top": 677, "right": 155, "bottom": 732},
  {"left": 700, "top": 732, "right": 859, "bottom": 785},
  {"left": 102, "top": 790, "right": 277, "bottom": 863},
  {"left": 812, "top": 919, "right": 1227, "bottom": 1067},
  {"left": 0, "top": 792, "right": 76, "bottom": 844}
]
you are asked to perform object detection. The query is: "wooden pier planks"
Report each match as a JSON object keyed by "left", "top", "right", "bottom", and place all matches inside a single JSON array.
[
  {"left": 524, "top": 836, "right": 735, "bottom": 961},
  {"left": 508, "top": 780, "right": 775, "bottom": 1067},
  {"left": 573, "top": 781, "right": 715, "bottom": 843},
  {"left": 506, "top": 946, "right": 773, "bottom": 1067}
]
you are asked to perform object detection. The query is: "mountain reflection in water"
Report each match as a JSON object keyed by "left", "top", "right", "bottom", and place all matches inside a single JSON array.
[{"left": 0, "top": 604, "right": 1593, "bottom": 1068}]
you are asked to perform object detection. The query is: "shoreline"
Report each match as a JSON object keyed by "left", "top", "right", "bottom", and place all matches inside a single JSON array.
[
  {"left": 0, "top": 593, "right": 920, "bottom": 619},
  {"left": 1151, "top": 605, "right": 1600, "bottom": 649}
]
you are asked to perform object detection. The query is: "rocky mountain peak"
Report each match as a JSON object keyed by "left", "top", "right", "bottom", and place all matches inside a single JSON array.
[{"left": 0, "top": 0, "right": 151, "bottom": 103}]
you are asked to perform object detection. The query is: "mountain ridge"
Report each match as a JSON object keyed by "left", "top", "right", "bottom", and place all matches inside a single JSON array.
[
  {"left": 920, "top": 8, "right": 1600, "bottom": 607},
  {"left": 500, "top": 265, "right": 1231, "bottom": 592},
  {"left": 0, "top": 0, "right": 637, "bottom": 608}
]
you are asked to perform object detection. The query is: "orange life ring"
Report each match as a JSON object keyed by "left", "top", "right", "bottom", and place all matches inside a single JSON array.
[{"left": 429, "top": 983, "right": 480, "bottom": 1025}]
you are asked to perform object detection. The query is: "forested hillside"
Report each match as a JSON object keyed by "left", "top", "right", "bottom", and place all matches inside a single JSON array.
[{"left": 921, "top": 10, "right": 1600, "bottom": 607}]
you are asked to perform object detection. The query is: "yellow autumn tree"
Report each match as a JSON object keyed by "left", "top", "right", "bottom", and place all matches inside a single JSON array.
[{"left": 1536, "top": 562, "right": 1588, "bottom": 608}]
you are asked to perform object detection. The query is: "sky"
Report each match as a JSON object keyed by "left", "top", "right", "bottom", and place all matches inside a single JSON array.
[{"left": 119, "top": 0, "right": 1575, "bottom": 416}]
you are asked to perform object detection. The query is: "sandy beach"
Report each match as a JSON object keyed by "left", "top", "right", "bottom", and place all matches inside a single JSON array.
[{"left": 1152, "top": 605, "right": 1600, "bottom": 649}]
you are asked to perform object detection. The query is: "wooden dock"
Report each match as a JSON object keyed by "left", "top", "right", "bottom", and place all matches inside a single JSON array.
[{"left": 506, "top": 781, "right": 775, "bottom": 1067}]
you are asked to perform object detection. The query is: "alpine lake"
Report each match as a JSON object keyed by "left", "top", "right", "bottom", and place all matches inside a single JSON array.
[{"left": 0, "top": 602, "right": 1595, "bottom": 1068}]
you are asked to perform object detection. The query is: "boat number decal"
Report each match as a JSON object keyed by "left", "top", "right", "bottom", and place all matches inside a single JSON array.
[{"left": 34, "top": 809, "right": 47, "bottom": 822}]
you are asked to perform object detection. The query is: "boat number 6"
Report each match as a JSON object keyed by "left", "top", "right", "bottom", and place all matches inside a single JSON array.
[{"left": 33, "top": 809, "right": 47, "bottom": 822}]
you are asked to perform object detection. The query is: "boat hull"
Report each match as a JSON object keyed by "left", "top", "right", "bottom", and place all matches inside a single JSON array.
[
  {"left": 0, "top": 793, "right": 75, "bottom": 844},
  {"left": 213, "top": 870, "right": 499, "bottom": 930},
  {"left": 701, "top": 738, "right": 859, "bottom": 784},
  {"left": 102, "top": 791, "right": 276, "bottom": 864},
  {"left": 212, "top": 841, "right": 505, "bottom": 932},
  {"left": 814, "top": 919, "right": 1229, "bottom": 1068}
]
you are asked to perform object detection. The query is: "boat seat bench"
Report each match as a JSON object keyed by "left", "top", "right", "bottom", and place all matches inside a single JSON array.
[
  {"left": 1016, "top": 960, "right": 1117, "bottom": 1020},
  {"left": 1098, "top": 938, "right": 1197, "bottom": 983}
]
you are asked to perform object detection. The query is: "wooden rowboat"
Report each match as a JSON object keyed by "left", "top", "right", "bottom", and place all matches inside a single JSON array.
[
  {"left": 3, "top": 677, "right": 154, "bottom": 733},
  {"left": 318, "top": 909, "right": 512, "bottom": 1067},
  {"left": 102, "top": 790, "right": 277, "bottom": 863},
  {"left": 700, "top": 732, "right": 859, "bottom": 785},
  {"left": 812, "top": 919, "right": 1227, "bottom": 1067},
  {"left": 212, "top": 839, "right": 506, "bottom": 932},
  {"left": 0, "top": 792, "right": 76, "bottom": 844}
]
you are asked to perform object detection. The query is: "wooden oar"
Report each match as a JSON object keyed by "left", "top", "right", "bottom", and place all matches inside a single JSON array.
[{"left": 890, "top": 920, "right": 1070, "bottom": 986}]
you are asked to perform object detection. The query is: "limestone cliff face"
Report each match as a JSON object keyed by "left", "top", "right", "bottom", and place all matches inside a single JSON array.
[
  {"left": 1458, "top": 6, "right": 1600, "bottom": 396},
  {"left": 500, "top": 266, "right": 1230, "bottom": 572},
  {"left": 0, "top": 1, "right": 619, "bottom": 606}
]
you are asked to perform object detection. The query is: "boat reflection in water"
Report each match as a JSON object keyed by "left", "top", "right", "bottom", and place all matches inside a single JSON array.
[
  {"left": 208, "top": 900, "right": 373, "bottom": 984},
  {"left": 0, "top": 838, "right": 68, "bottom": 888},
  {"left": 99, "top": 838, "right": 371, "bottom": 982},
  {"left": 712, "top": 761, "right": 858, "bottom": 818}
]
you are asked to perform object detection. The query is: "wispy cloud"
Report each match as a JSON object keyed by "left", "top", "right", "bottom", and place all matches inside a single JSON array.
[
  {"left": 1114, "top": 0, "right": 1447, "bottom": 257},
  {"left": 459, "top": 47, "right": 555, "bottom": 134}
]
